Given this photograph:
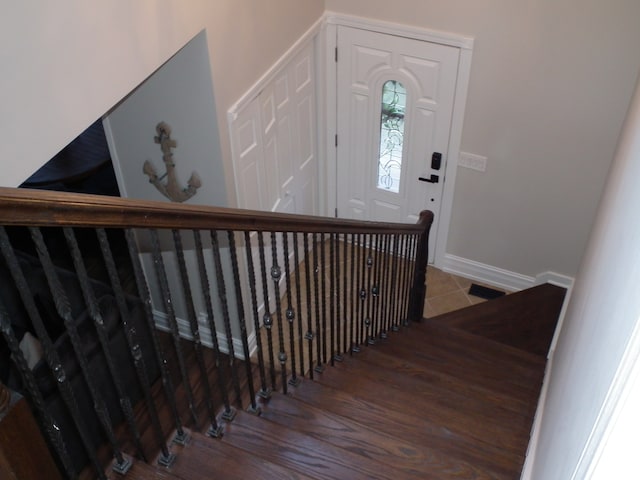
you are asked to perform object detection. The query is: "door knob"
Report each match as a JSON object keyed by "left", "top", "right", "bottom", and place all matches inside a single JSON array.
[{"left": 418, "top": 175, "right": 439, "bottom": 184}]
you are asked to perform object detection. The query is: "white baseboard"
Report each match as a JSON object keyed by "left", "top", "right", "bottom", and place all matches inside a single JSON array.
[
  {"left": 441, "top": 254, "right": 574, "bottom": 292},
  {"left": 153, "top": 309, "right": 257, "bottom": 360}
]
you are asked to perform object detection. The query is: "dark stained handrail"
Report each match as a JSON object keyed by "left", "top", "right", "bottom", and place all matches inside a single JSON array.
[{"left": 0, "top": 187, "right": 430, "bottom": 234}]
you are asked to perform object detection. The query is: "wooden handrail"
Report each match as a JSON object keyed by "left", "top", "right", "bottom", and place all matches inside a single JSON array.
[{"left": 0, "top": 187, "right": 429, "bottom": 235}]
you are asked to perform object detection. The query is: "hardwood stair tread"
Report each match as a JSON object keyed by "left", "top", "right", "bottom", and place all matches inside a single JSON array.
[
  {"left": 313, "top": 360, "right": 531, "bottom": 457},
  {"left": 220, "top": 409, "right": 412, "bottom": 480},
  {"left": 363, "top": 324, "right": 545, "bottom": 402},
  {"left": 287, "top": 378, "right": 523, "bottom": 478},
  {"left": 348, "top": 343, "right": 537, "bottom": 417},
  {"left": 258, "top": 391, "right": 514, "bottom": 479},
  {"left": 167, "top": 430, "right": 314, "bottom": 480},
  {"left": 428, "top": 283, "right": 566, "bottom": 356}
]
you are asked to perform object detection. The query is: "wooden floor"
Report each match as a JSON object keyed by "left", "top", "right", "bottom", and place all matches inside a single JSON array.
[{"left": 101, "top": 283, "right": 565, "bottom": 479}]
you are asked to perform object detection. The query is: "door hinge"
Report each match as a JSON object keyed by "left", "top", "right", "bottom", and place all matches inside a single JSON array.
[
  {"left": 335, "top": 134, "right": 338, "bottom": 147},
  {"left": 335, "top": 47, "right": 338, "bottom": 63}
]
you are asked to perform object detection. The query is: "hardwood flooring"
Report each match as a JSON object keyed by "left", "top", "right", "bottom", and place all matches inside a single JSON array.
[{"left": 89, "top": 282, "right": 565, "bottom": 479}]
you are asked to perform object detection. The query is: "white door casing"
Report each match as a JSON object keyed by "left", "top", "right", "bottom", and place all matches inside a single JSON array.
[{"left": 336, "top": 26, "right": 459, "bottom": 263}]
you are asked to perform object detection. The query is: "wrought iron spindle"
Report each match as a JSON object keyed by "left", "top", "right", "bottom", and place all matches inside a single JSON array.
[
  {"left": 342, "top": 234, "right": 349, "bottom": 355},
  {"left": 382, "top": 234, "right": 393, "bottom": 335},
  {"left": 172, "top": 229, "right": 223, "bottom": 435},
  {"left": 30, "top": 227, "right": 128, "bottom": 475},
  {"left": 334, "top": 233, "right": 343, "bottom": 362},
  {"left": 378, "top": 234, "right": 389, "bottom": 338},
  {"left": 0, "top": 228, "right": 107, "bottom": 479},
  {"left": 282, "top": 232, "right": 300, "bottom": 387},
  {"left": 149, "top": 229, "right": 199, "bottom": 430},
  {"left": 407, "top": 234, "right": 421, "bottom": 322},
  {"left": 293, "top": 233, "right": 305, "bottom": 379},
  {"left": 227, "top": 231, "right": 260, "bottom": 413},
  {"left": 63, "top": 227, "right": 144, "bottom": 465},
  {"left": 270, "top": 232, "right": 288, "bottom": 394},
  {"left": 194, "top": 230, "right": 236, "bottom": 422},
  {"left": 97, "top": 228, "right": 172, "bottom": 460},
  {"left": 350, "top": 233, "right": 357, "bottom": 354},
  {"left": 209, "top": 230, "right": 242, "bottom": 409},
  {"left": 257, "top": 232, "right": 277, "bottom": 389},
  {"left": 328, "top": 233, "right": 336, "bottom": 366},
  {"left": 312, "top": 233, "right": 324, "bottom": 373},
  {"left": 125, "top": 228, "right": 182, "bottom": 462},
  {"left": 371, "top": 234, "right": 381, "bottom": 340},
  {"left": 0, "top": 293, "right": 76, "bottom": 479},
  {"left": 303, "top": 233, "right": 315, "bottom": 379},
  {"left": 365, "top": 234, "right": 374, "bottom": 345},
  {"left": 390, "top": 234, "right": 401, "bottom": 332},
  {"left": 243, "top": 231, "right": 271, "bottom": 400},
  {"left": 319, "top": 233, "right": 328, "bottom": 364},
  {"left": 354, "top": 233, "right": 364, "bottom": 352}
]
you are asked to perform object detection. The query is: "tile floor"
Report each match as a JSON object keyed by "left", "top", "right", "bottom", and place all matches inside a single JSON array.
[{"left": 423, "top": 267, "right": 505, "bottom": 318}]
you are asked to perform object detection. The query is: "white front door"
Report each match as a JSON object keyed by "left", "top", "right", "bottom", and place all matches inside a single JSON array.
[{"left": 336, "top": 26, "right": 459, "bottom": 262}]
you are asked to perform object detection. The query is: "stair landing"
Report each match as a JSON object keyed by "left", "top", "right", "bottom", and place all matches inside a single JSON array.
[{"left": 107, "top": 283, "right": 565, "bottom": 479}]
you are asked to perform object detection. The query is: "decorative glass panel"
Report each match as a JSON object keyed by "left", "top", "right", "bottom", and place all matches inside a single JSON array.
[{"left": 377, "top": 80, "right": 406, "bottom": 193}]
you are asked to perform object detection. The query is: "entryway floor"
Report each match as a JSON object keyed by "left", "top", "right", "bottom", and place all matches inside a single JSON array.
[{"left": 424, "top": 268, "right": 509, "bottom": 318}]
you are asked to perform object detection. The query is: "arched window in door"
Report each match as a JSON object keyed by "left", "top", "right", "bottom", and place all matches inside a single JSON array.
[{"left": 377, "top": 80, "right": 407, "bottom": 193}]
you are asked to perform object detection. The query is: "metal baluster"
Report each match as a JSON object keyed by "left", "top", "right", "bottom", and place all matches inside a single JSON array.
[
  {"left": 172, "top": 229, "right": 224, "bottom": 435},
  {"left": 329, "top": 233, "right": 336, "bottom": 366},
  {"left": 293, "top": 233, "right": 305, "bottom": 379},
  {"left": 320, "top": 233, "right": 328, "bottom": 364},
  {"left": 282, "top": 232, "right": 300, "bottom": 387},
  {"left": 0, "top": 294, "right": 76, "bottom": 479},
  {"left": 149, "top": 229, "right": 199, "bottom": 431},
  {"left": 349, "top": 233, "right": 357, "bottom": 354},
  {"left": 365, "top": 234, "right": 374, "bottom": 345},
  {"left": 257, "top": 232, "right": 277, "bottom": 390},
  {"left": 30, "top": 227, "right": 127, "bottom": 476},
  {"left": 382, "top": 234, "right": 393, "bottom": 336},
  {"left": 227, "top": 231, "right": 260, "bottom": 413},
  {"left": 397, "top": 235, "right": 408, "bottom": 327},
  {"left": 243, "top": 231, "right": 271, "bottom": 400},
  {"left": 354, "top": 233, "right": 364, "bottom": 352},
  {"left": 312, "top": 233, "right": 324, "bottom": 373},
  {"left": 303, "top": 233, "right": 314, "bottom": 380},
  {"left": 371, "top": 234, "right": 381, "bottom": 340},
  {"left": 125, "top": 228, "right": 183, "bottom": 462},
  {"left": 342, "top": 234, "right": 349, "bottom": 355},
  {"left": 390, "top": 234, "right": 401, "bottom": 332},
  {"left": 63, "top": 228, "right": 143, "bottom": 467},
  {"left": 377, "top": 234, "right": 389, "bottom": 339},
  {"left": 99, "top": 229, "right": 173, "bottom": 464},
  {"left": 194, "top": 230, "right": 236, "bottom": 423},
  {"left": 334, "top": 234, "right": 343, "bottom": 362},
  {"left": 270, "top": 232, "right": 288, "bottom": 394},
  {"left": 0, "top": 228, "right": 108, "bottom": 479},
  {"left": 209, "top": 230, "right": 242, "bottom": 410}
]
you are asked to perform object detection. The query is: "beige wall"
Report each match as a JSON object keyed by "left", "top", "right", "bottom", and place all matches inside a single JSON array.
[
  {"left": 326, "top": 0, "right": 640, "bottom": 277},
  {"left": 0, "top": 0, "right": 324, "bottom": 204}
]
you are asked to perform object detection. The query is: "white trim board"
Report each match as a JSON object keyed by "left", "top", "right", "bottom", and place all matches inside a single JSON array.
[
  {"left": 442, "top": 253, "right": 574, "bottom": 292},
  {"left": 153, "top": 309, "right": 257, "bottom": 360}
]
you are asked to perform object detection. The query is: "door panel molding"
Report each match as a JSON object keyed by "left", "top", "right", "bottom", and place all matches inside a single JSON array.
[{"left": 325, "top": 13, "right": 474, "bottom": 268}]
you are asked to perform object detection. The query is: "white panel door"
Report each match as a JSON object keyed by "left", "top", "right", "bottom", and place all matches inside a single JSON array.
[
  {"left": 336, "top": 26, "right": 459, "bottom": 262},
  {"left": 255, "top": 44, "right": 318, "bottom": 215}
]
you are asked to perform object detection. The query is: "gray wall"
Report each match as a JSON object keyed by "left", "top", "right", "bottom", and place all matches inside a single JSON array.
[{"left": 326, "top": 0, "right": 640, "bottom": 278}]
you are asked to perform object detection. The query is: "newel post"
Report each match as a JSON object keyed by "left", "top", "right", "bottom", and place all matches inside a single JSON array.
[
  {"left": 0, "top": 381, "right": 62, "bottom": 480},
  {"left": 408, "top": 210, "right": 434, "bottom": 323}
]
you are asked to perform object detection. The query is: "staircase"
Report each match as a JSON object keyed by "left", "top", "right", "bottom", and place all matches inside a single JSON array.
[
  {"left": 106, "top": 284, "right": 564, "bottom": 480},
  {"left": 0, "top": 188, "right": 565, "bottom": 480}
]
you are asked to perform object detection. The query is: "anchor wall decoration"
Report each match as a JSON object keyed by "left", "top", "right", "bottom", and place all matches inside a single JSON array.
[{"left": 143, "top": 122, "right": 202, "bottom": 202}]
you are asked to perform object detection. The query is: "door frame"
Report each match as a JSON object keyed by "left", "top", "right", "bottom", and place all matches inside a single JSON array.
[{"left": 322, "top": 13, "right": 474, "bottom": 268}]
